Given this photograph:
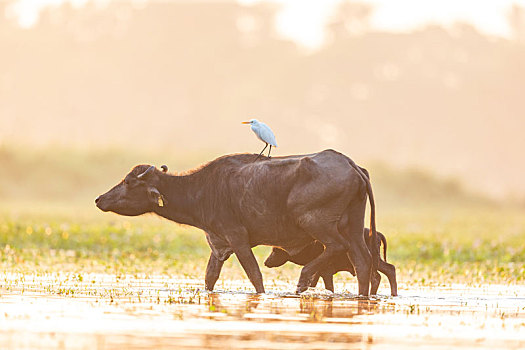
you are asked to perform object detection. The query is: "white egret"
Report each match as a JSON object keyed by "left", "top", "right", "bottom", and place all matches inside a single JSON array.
[{"left": 242, "top": 119, "right": 278, "bottom": 158}]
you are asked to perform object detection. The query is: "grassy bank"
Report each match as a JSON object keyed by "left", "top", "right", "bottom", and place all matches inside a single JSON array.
[
  {"left": 0, "top": 145, "right": 523, "bottom": 288},
  {"left": 1, "top": 205, "right": 524, "bottom": 286}
]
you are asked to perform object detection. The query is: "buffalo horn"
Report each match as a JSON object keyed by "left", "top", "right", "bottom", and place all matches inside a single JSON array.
[
  {"left": 137, "top": 165, "right": 155, "bottom": 179},
  {"left": 161, "top": 165, "right": 168, "bottom": 173}
]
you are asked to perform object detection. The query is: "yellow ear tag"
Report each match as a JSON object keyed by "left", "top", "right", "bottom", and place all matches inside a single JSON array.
[{"left": 158, "top": 197, "right": 164, "bottom": 207}]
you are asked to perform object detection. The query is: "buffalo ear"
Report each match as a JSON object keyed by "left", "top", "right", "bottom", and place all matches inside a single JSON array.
[{"left": 148, "top": 187, "right": 167, "bottom": 207}]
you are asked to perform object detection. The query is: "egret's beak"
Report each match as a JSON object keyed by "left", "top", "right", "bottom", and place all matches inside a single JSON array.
[{"left": 242, "top": 121, "right": 251, "bottom": 124}]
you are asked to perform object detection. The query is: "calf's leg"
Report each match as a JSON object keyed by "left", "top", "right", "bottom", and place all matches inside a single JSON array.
[
  {"left": 296, "top": 231, "right": 349, "bottom": 294},
  {"left": 379, "top": 260, "right": 398, "bottom": 296}
]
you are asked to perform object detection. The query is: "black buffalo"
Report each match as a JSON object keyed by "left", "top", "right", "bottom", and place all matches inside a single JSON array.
[
  {"left": 264, "top": 228, "right": 397, "bottom": 296},
  {"left": 95, "top": 150, "right": 378, "bottom": 295}
]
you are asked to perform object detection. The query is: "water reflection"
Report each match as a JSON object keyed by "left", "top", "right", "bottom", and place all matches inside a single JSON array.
[
  {"left": 200, "top": 292, "right": 366, "bottom": 347},
  {"left": 2, "top": 275, "right": 525, "bottom": 349},
  {"left": 201, "top": 290, "right": 383, "bottom": 324},
  {"left": 206, "top": 292, "right": 260, "bottom": 315},
  {"left": 298, "top": 296, "right": 379, "bottom": 320}
]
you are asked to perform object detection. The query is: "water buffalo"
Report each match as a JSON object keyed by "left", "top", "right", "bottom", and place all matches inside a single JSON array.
[
  {"left": 264, "top": 228, "right": 398, "bottom": 296},
  {"left": 95, "top": 150, "right": 378, "bottom": 295}
]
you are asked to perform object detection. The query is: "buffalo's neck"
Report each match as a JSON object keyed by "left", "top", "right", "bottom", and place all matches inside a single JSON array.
[{"left": 153, "top": 173, "right": 205, "bottom": 229}]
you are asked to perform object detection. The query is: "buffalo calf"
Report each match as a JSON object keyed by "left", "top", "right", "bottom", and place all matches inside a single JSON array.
[{"left": 264, "top": 228, "right": 397, "bottom": 296}]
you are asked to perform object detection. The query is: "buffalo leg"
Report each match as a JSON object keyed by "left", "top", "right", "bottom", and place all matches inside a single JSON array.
[
  {"left": 295, "top": 214, "right": 351, "bottom": 294},
  {"left": 308, "top": 270, "right": 335, "bottom": 293},
  {"left": 339, "top": 200, "right": 371, "bottom": 296},
  {"left": 233, "top": 245, "right": 265, "bottom": 293},
  {"left": 344, "top": 247, "right": 370, "bottom": 295},
  {"left": 321, "top": 272, "right": 335, "bottom": 292},
  {"left": 370, "top": 271, "right": 381, "bottom": 295},
  {"left": 296, "top": 239, "right": 347, "bottom": 294},
  {"left": 310, "top": 272, "right": 321, "bottom": 288},
  {"left": 205, "top": 253, "right": 225, "bottom": 291},
  {"left": 379, "top": 260, "right": 398, "bottom": 296},
  {"left": 346, "top": 239, "right": 371, "bottom": 296}
]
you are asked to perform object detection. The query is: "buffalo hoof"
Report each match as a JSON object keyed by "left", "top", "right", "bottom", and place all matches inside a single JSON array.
[{"left": 296, "top": 284, "right": 309, "bottom": 294}]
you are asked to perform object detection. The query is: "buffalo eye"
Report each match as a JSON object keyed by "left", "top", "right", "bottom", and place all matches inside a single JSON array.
[
  {"left": 124, "top": 177, "right": 136, "bottom": 186},
  {"left": 125, "top": 177, "right": 145, "bottom": 188}
]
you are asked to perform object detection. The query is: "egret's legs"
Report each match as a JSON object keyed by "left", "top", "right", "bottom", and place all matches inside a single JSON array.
[
  {"left": 268, "top": 145, "right": 272, "bottom": 158},
  {"left": 255, "top": 143, "right": 268, "bottom": 161}
]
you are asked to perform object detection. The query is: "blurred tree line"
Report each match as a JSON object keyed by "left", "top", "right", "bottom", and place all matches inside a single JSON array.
[
  {"left": 0, "top": 143, "right": 496, "bottom": 208},
  {"left": 1, "top": 1, "right": 524, "bottom": 199}
]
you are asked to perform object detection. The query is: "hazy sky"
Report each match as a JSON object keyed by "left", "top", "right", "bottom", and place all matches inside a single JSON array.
[
  {"left": 8, "top": 0, "right": 525, "bottom": 48},
  {"left": 3, "top": 0, "right": 525, "bottom": 198},
  {"left": 253, "top": 0, "right": 525, "bottom": 48}
]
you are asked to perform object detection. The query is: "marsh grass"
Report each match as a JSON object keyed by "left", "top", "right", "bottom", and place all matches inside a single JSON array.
[
  {"left": 0, "top": 145, "right": 523, "bottom": 288},
  {"left": 1, "top": 204, "right": 524, "bottom": 287}
]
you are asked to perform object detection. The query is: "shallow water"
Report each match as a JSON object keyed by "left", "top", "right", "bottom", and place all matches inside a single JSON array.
[{"left": 1, "top": 273, "right": 525, "bottom": 349}]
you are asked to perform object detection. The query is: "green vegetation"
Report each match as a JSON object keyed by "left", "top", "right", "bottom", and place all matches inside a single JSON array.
[
  {"left": 0, "top": 145, "right": 524, "bottom": 287},
  {"left": 1, "top": 206, "right": 524, "bottom": 286}
]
